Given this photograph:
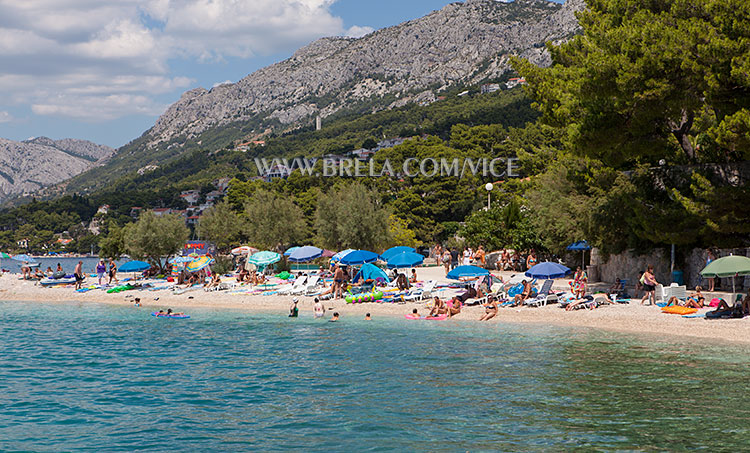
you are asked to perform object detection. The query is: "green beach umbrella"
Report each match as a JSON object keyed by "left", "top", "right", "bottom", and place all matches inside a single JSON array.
[
  {"left": 0, "top": 252, "right": 10, "bottom": 259},
  {"left": 700, "top": 255, "right": 750, "bottom": 295},
  {"left": 247, "top": 251, "right": 281, "bottom": 267}
]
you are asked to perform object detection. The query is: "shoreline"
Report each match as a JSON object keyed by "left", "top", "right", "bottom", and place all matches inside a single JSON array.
[{"left": 1, "top": 269, "right": 748, "bottom": 345}]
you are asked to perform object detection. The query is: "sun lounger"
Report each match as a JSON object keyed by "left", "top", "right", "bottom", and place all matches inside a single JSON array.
[
  {"left": 402, "top": 280, "right": 436, "bottom": 302},
  {"left": 297, "top": 275, "right": 321, "bottom": 295},
  {"left": 524, "top": 279, "right": 557, "bottom": 307},
  {"left": 277, "top": 275, "right": 307, "bottom": 295}
]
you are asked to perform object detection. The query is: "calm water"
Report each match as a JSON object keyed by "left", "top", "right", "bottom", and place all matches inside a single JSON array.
[{"left": 0, "top": 300, "right": 748, "bottom": 451}]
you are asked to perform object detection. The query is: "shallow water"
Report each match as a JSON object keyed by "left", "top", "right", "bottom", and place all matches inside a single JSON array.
[{"left": 0, "top": 300, "right": 748, "bottom": 451}]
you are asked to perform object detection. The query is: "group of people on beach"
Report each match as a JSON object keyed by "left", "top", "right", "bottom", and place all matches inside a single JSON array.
[{"left": 432, "top": 245, "right": 542, "bottom": 274}]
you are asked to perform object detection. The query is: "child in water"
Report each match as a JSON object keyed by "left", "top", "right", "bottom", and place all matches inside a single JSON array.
[
  {"left": 289, "top": 298, "right": 299, "bottom": 318},
  {"left": 329, "top": 312, "right": 339, "bottom": 322},
  {"left": 364, "top": 313, "right": 371, "bottom": 320},
  {"left": 134, "top": 297, "right": 141, "bottom": 307}
]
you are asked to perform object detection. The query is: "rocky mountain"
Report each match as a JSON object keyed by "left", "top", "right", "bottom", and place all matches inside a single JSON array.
[
  {"left": 149, "top": 0, "right": 582, "bottom": 146},
  {"left": 0, "top": 137, "right": 113, "bottom": 201},
  {"left": 66, "top": 0, "right": 584, "bottom": 193}
]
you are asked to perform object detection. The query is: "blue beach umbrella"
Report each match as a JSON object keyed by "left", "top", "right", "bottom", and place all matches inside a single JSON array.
[
  {"left": 380, "top": 246, "right": 416, "bottom": 261},
  {"left": 288, "top": 246, "right": 323, "bottom": 263},
  {"left": 339, "top": 250, "right": 379, "bottom": 265},
  {"left": 353, "top": 263, "right": 389, "bottom": 283},
  {"left": 169, "top": 256, "right": 194, "bottom": 264},
  {"left": 331, "top": 249, "right": 355, "bottom": 263},
  {"left": 12, "top": 254, "right": 37, "bottom": 263},
  {"left": 567, "top": 240, "right": 592, "bottom": 268},
  {"left": 248, "top": 251, "right": 281, "bottom": 267},
  {"left": 283, "top": 246, "right": 300, "bottom": 257},
  {"left": 119, "top": 260, "right": 151, "bottom": 273},
  {"left": 186, "top": 256, "right": 214, "bottom": 273},
  {"left": 446, "top": 265, "right": 489, "bottom": 280},
  {"left": 386, "top": 252, "right": 424, "bottom": 269},
  {"left": 525, "top": 262, "right": 571, "bottom": 280}
]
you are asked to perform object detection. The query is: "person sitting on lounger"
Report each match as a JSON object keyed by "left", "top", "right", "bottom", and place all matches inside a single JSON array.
[
  {"left": 205, "top": 273, "right": 221, "bottom": 290},
  {"left": 565, "top": 295, "right": 598, "bottom": 311},
  {"left": 448, "top": 297, "right": 462, "bottom": 317},
  {"left": 409, "top": 268, "right": 418, "bottom": 284},
  {"left": 479, "top": 296, "right": 498, "bottom": 321},
  {"left": 396, "top": 272, "right": 410, "bottom": 291},
  {"left": 428, "top": 296, "right": 447, "bottom": 317},
  {"left": 513, "top": 280, "right": 533, "bottom": 306},
  {"left": 607, "top": 278, "right": 623, "bottom": 294}
]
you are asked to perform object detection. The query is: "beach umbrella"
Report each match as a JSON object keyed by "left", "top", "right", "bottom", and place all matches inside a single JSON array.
[
  {"left": 700, "top": 255, "right": 750, "bottom": 295},
  {"left": 380, "top": 246, "right": 416, "bottom": 261},
  {"left": 169, "top": 256, "right": 194, "bottom": 264},
  {"left": 525, "top": 261, "right": 571, "bottom": 280},
  {"left": 353, "top": 263, "right": 389, "bottom": 283},
  {"left": 321, "top": 249, "right": 336, "bottom": 258},
  {"left": 119, "top": 260, "right": 151, "bottom": 273},
  {"left": 248, "top": 251, "right": 281, "bottom": 266},
  {"left": 12, "top": 254, "right": 37, "bottom": 263},
  {"left": 186, "top": 255, "right": 214, "bottom": 273},
  {"left": 288, "top": 246, "right": 323, "bottom": 263},
  {"left": 283, "top": 246, "right": 300, "bottom": 257},
  {"left": 231, "top": 245, "right": 258, "bottom": 256},
  {"left": 567, "top": 240, "right": 591, "bottom": 268},
  {"left": 386, "top": 252, "right": 424, "bottom": 269},
  {"left": 339, "top": 250, "right": 379, "bottom": 265},
  {"left": 446, "top": 265, "right": 489, "bottom": 280},
  {"left": 331, "top": 249, "right": 355, "bottom": 263},
  {"left": 0, "top": 252, "right": 10, "bottom": 259}
]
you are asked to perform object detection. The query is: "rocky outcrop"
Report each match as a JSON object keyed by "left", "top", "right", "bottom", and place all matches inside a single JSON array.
[
  {"left": 144, "top": 0, "right": 584, "bottom": 148},
  {"left": 0, "top": 137, "right": 113, "bottom": 201}
]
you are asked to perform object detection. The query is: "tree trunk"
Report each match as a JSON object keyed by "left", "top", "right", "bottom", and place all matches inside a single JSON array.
[{"left": 669, "top": 109, "right": 696, "bottom": 160}]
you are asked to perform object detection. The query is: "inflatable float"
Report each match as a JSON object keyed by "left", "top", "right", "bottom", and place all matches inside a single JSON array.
[
  {"left": 151, "top": 312, "right": 190, "bottom": 319},
  {"left": 346, "top": 291, "right": 384, "bottom": 304},
  {"left": 404, "top": 314, "right": 448, "bottom": 321},
  {"left": 40, "top": 275, "right": 78, "bottom": 286},
  {"left": 661, "top": 306, "right": 697, "bottom": 315}
]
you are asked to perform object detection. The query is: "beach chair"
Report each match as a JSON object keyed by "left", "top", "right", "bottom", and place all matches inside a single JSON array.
[
  {"left": 655, "top": 284, "right": 670, "bottom": 302},
  {"left": 277, "top": 275, "right": 307, "bottom": 295},
  {"left": 297, "top": 275, "right": 321, "bottom": 295},
  {"left": 524, "top": 279, "right": 558, "bottom": 307},
  {"left": 669, "top": 283, "right": 687, "bottom": 301},
  {"left": 402, "top": 280, "right": 437, "bottom": 302}
]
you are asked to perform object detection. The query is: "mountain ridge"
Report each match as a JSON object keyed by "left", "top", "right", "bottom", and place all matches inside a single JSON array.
[{"left": 61, "top": 0, "right": 584, "bottom": 195}]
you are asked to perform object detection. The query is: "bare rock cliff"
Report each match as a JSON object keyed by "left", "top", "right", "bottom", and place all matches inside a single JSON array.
[{"left": 146, "top": 0, "right": 584, "bottom": 147}]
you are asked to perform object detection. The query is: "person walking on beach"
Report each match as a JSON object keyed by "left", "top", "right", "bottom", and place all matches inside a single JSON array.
[
  {"left": 74, "top": 260, "right": 84, "bottom": 290},
  {"left": 450, "top": 248, "right": 459, "bottom": 270},
  {"left": 333, "top": 265, "right": 344, "bottom": 300},
  {"left": 96, "top": 260, "right": 106, "bottom": 286},
  {"left": 108, "top": 259, "right": 118, "bottom": 285},
  {"left": 442, "top": 248, "right": 451, "bottom": 274},
  {"left": 639, "top": 265, "right": 658, "bottom": 305},
  {"left": 706, "top": 249, "right": 716, "bottom": 291},
  {"left": 572, "top": 266, "right": 587, "bottom": 299}
]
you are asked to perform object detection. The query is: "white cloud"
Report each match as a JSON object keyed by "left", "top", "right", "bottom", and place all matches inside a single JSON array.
[
  {"left": 345, "top": 25, "right": 374, "bottom": 38},
  {"left": 0, "top": 0, "right": 370, "bottom": 122},
  {"left": 212, "top": 80, "right": 233, "bottom": 88},
  {"left": 0, "top": 110, "right": 12, "bottom": 123}
]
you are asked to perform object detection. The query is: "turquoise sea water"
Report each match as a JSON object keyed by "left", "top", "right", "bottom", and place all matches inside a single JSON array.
[{"left": 0, "top": 300, "right": 748, "bottom": 451}]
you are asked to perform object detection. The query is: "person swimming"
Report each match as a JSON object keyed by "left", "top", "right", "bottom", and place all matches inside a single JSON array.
[
  {"left": 364, "top": 313, "right": 371, "bottom": 320},
  {"left": 134, "top": 297, "right": 141, "bottom": 307},
  {"left": 329, "top": 312, "right": 339, "bottom": 322}
]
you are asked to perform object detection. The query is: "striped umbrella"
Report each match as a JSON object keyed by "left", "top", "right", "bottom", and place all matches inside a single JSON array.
[
  {"left": 247, "top": 251, "right": 281, "bottom": 266},
  {"left": 186, "top": 256, "right": 215, "bottom": 273}
]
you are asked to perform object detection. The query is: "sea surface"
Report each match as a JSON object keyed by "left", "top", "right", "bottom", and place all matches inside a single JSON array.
[{"left": 0, "top": 300, "right": 748, "bottom": 451}]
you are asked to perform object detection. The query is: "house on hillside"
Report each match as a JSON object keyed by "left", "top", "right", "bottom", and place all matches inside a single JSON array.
[
  {"left": 130, "top": 207, "right": 142, "bottom": 219},
  {"left": 179, "top": 190, "right": 200, "bottom": 205},
  {"left": 350, "top": 148, "right": 376, "bottom": 160},
  {"left": 152, "top": 208, "right": 172, "bottom": 217},
  {"left": 262, "top": 164, "right": 292, "bottom": 182},
  {"left": 235, "top": 141, "right": 252, "bottom": 152},
  {"left": 374, "top": 138, "right": 406, "bottom": 151},
  {"left": 214, "top": 177, "right": 231, "bottom": 192},
  {"left": 97, "top": 204, "right": 110, "bottom": 215},
  {"left": 505, "top": 77, "right": 527, "bottom": 89},
  {"left": 187, "top": 215, "right": 201, "bottom": 226},
  {"left": 206, "top": 190, "right": 224, "bottom": 202},
  {"left": 481, "top": 83, "right": 500, "bottom": 94}
]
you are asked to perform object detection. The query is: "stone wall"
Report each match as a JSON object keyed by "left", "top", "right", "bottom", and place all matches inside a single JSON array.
[{"left": 592, "top": 247, "right": 750, "bottom": 291}]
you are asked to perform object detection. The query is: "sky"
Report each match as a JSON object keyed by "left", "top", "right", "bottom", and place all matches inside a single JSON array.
[{"left": 0, "top": 0, "right": 562, "bottom": 148}]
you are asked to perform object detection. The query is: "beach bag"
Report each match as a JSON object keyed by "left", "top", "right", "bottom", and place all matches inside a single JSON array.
[
  {"left": 709, "top": 298, "right": 721, "bottom": 307},
  {"left": 639, "top": 273, "right": 646, "bottom": 285}
]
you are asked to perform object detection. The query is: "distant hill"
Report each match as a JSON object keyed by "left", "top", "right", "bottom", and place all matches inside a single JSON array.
[
  {"left": 0, "top": 137, "right": 113, "bottom": 202},
  {"left": 64, "top": 0, "right": 584, "bottom": 195}
]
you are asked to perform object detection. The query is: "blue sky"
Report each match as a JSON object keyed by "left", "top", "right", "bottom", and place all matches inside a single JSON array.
[{"left": 0, "top": 0, "right": 562, "bottom": 148}]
